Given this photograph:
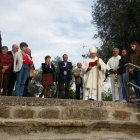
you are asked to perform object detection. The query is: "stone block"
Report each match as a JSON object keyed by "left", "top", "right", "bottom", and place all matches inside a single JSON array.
[
  {"left": 0, "top": 106, "right": 10, "bottom": 118},
  {"left": 14, "top": 108, "right": 34, "bottom": 119},
  {"left": 62, "top": 107, "right": 108, "bottom": 120},
  {"left": 38, "top": 108, "right": 59, "bottom": 119},
  {"left": 113, "top": 110, "right": 131, "bottom": 121},
  {"left": 136, "top": 114, "right": 140, "bottom": 123}
]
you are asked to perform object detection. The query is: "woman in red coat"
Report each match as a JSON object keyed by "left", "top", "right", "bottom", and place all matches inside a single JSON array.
[{"left": 0, "top": 46, "right": 13, "bottom": 95}]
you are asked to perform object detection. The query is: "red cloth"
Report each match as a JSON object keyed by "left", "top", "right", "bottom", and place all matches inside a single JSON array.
[
  {"left": 3, "top": 54, "right": 7, "bottom": 57},
  {"left": 0, "top": 53, "right": 13, "bottom": 74},
  {"left": 89, "top": 60, "right": 98, "bottom": 67},
  {"left": 22, "top": 54, "right": 32, "bottom": 66},
  {"left": 42, "top": 73, "right": 54, "bottom": 86}
]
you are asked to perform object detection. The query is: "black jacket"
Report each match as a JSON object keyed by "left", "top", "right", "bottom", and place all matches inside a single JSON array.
[
  {"left": 7, "top": 51, "right": 13, "bottom": 57},
  {"left": 58, "top": 61, "right": 73, "bottom": 81},
  {"left": 42, "top": 63, "right": 55, "bottom": 74},
  {"left": 117, "top": 58, "right": 129, "bottom": 74},
  {"left": 7, "top": 51, "right": 14, "bottom": 73},
  {"left": 42, "top": 63, "right": 55, "bottom": 82}
]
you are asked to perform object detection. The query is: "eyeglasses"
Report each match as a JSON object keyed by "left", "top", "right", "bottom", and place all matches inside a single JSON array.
[{"left": 64, "top": 57, "right": 68, "bottom": 58}]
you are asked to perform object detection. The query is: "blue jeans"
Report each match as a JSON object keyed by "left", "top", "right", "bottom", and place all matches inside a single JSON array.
[
  {"left": 15, "top": 65, "right": 29, "bottom": 97},
  {"left": 119, "top": 73, "right": 127, "bottom": 100},
  {"left": 132, "top": 71, "right": 140, "bottom": 99}
]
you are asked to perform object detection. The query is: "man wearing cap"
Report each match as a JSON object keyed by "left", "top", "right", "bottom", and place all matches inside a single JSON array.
[{"left": 82, "top": 46, "right": 107, "bottom": 101}]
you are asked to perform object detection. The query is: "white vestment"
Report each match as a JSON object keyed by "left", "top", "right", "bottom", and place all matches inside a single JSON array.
[
  {"left": 107, "top": 55, "right": 122, "bottom": 101},
  {"left": 82, "top": 57, "right": 107, "bottom": 101}
]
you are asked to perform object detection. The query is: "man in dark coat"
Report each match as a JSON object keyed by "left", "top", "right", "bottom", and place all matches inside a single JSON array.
[
  {"left": 58, "top": 54, "right": 73, "bottom": 99},
  {"left": 7, "top": 44, "right": 19, "bottom": 96}
]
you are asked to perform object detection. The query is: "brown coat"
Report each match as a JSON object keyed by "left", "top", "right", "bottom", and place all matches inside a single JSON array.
[
  {"left": 74, "top": 68, "right": 82, "bottom": 84},
  {"left": 130, "top": 52, "right": 140, "bottom": 71}
]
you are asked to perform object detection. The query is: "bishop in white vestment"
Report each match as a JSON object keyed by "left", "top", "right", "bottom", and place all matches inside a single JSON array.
[
  {"left": 107, "top": 48, "right": 122, "bottom": 101},
  {"left": 82, "top": 46, "right": 107, "bottom": 101}
]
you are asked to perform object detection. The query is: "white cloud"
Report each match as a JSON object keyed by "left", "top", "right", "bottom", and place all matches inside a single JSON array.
[
  {"left": 0, "top": 0, "right": 112, "bottom": 90},
  {"left": 0, "top": 0, "right": 99, "bottom": 69},
  {"left": 2, "top": 2, "right": 100, "bottom": 71}
]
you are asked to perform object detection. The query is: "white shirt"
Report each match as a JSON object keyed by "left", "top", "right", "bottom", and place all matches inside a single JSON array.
[
  {"left": 114, "top": 57, "right": 117, "bottom": 69},
  {"left": 64, "top": 62, "right": 67, "bottom": 75}
]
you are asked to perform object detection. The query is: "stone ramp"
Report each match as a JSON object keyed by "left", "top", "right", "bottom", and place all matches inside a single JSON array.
[{"left": 0, "top": 96, "right": 140, "bottom": 139}]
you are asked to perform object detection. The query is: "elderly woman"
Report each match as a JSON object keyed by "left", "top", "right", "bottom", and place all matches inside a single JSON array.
[
  {"left": 0, "top": 46, "right": 13, "bottom": 95},
  {"left": 42, "top": 56, "right": 55, "bottom": 98},
  {"left": 14, "top": 42, "right": 33, "bottom": 97}
]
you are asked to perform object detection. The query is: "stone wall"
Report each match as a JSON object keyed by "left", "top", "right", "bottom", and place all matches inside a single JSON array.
[{"left": 0, "top": 96, "right": 140, "bottom": 139}]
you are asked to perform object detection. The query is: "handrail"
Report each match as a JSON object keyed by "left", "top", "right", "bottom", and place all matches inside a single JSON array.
[
  {"left": 128, "top": 82, "right": 140, "bottom": 90},
  {"left": 125, "top": 63, "right": 140, "bottom": 102},
  {"left": 125, "top": 63, "right": 140, "bottom": 69}
]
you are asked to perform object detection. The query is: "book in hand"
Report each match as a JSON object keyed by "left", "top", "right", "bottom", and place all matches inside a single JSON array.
[{"left": 89, "top": 60, "right": 98, "bottom": 67}]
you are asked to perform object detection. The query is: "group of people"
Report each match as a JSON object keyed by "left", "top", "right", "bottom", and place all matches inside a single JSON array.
[
  {"left": 74, "top": 41, "right": 140, "bottom": 102},
  {"left": 107, "top": 41, "right": 140, "bottom": 102},
  {"left": 41, "top": 54, "right": 73, "bottom": 99},
  {"left": 0, "top": 41, "right": 140, "bottom": 102},
  {"left": 0, "top": 42, "right": 34, "bottom": 97}
]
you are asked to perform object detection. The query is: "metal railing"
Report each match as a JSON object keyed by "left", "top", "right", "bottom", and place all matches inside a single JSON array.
[{"left": 125, "top": 63, "right": 140, "bottom": 102}]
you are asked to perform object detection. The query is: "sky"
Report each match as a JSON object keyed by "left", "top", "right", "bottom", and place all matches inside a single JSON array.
[{"left": 0, "top": 0, "right": 111, "bottom": 90}]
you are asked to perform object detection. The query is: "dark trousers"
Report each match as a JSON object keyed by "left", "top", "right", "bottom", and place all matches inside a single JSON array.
[
  {"left": 0, "top": 73, "right": 10, "bottom": 96},
  {"left": 59, "top": 76, "right": 70, "bottom": 99},
  {"left": 76, "top": 84, "right": 83, "bottom": 100},
  {"left": 23, "top": 78, "right": 32, "bottom": 97},
  {"left": 132, "top": 71, "right": 140, "bottom": 99},
  {"left": 7, "top": 73, "right": 16, "bottom": 96}
]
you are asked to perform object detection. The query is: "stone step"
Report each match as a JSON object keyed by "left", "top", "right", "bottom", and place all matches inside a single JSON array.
[
  {"left": 0, "top": 119, "right": 140, "bottom": 139},
  {"left": 0, "top": 97, "right": 140, "bottom": 139},
  {"left": 0, "top": 119, "right": 140, "bottom": 133},
  {"left": 0, "top": 96, "right": 140, "bottom": 110},
  {"left": 0, "top": 104, "right": 140, "bottom": 124}
]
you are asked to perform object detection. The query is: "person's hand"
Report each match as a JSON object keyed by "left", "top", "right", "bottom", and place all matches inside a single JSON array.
[
  {"left": 115, "top": 74, "right": 118, "bottom": 78},
  {"left": 30, "top": 61, "right": 33, "bottom": 65},
  {"left": 88, "top": 67, "right": 92, "bottom": 70},
  {"left": 2, "top": 69, "right": 5, "bottom": 73},
  {"left": 97, "top": 62, "right": 101, "bottom": 67},
  {"left": 130, "top": 69, "right": 134, "bottom": 75},
  {"left": 117, "top": 67, "right": 119, "bottom": 69},
  {"left": 129, "top": 69, "right": 133, "bottom": 72},
  {"left": 3, "top": 66, "right": 9, "bottom": 70},
  {"left": 112, "top": 69, "right": 117, "bottom": 74},
  {"left": 63, "top": 66, "right": 65, "bottom": 67},
  {"left": 131, "top": 71, "right": 134, "bottom": 75}
]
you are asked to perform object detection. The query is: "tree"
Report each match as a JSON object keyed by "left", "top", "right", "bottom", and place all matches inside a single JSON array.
[
  {"left": 102, "top": 88, "right": 112, "bottom": 101},
  {"left": 28, "top": 68, "right": 43, "bottom": 97},
  {"left": 28, "top": 56, "right": 76, "bottom": 98},
  {"left": 92, "top": 0, "right": 140, "bottom": 61}
]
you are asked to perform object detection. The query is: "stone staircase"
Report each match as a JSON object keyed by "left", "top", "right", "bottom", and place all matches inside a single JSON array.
[{"left": 0, "top": 96, "right": 140, "bottom": 139}]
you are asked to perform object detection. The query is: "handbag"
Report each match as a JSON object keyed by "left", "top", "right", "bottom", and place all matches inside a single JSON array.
[{"left": 28, "top": 64, "right": 35, "bottom": 78}]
